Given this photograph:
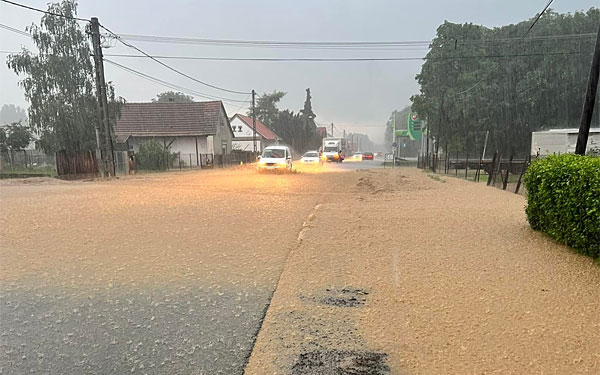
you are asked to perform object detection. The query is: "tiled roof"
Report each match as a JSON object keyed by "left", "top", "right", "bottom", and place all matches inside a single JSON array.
[
  {"left": 231, "top": 114, "right": 279, "bottom": 140},
  {"left": 115, "top": 101, "right": 225, "bottom": 139}
]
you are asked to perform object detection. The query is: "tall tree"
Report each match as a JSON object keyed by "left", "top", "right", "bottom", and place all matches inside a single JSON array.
[
  {"left": 411, "top": 8, "right": 600, "bottom": 156},
  {"left": 6, "top": 0, "right": 121, "bottom": 153},
  {"left": 249, "top": 90, "right": 286, "bottom": 128},
  {"left": 152, "top": 91, "right": 194, "bottom": 103}
]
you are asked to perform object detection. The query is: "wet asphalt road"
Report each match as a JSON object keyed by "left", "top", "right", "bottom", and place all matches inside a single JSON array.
[
  {"left": 1, "top": 168, "right": 360, "bottom": 375},
  {"left": 1, "top": 280, "right": 269, "bottom": 374}
]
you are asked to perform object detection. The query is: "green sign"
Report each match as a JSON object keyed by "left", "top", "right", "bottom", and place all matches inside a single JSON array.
[
  {"left": 407, "top": 113, "right": 422, "bottom": 141},
  {"left": 394, "top": 129, "right": 409, "bottom": 137}
]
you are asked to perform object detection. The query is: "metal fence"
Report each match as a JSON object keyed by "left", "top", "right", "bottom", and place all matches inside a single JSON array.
[
  {"left": 418, "top": 150, "right": 531, "bottom": 195},
  {"left": 0, "top": 150, "right": 57, "bottom": 175},
  {"left": 131, "top": 151, "right": 259, "bottom": 172},
  {"left": 1, "top": 149, "right": 259, "bottom": 177}
]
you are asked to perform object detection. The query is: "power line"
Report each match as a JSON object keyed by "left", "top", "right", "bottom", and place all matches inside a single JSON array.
[
  {"left": 0, "top": 0, "right": 89, "bottom": 22},
  {"left": 0, "top": 22, "right": 30, "bottom": 37},
  {"left": 110, "top": 32, "right": 595, "bottom": 47},
  {"left": 99, "top": 24, "right": 251, "bottom": 95},
  {"left": 104, "top": 59, "right": 251, "bottom": 105},
  {"left": 525, "top": 0, "right": 555, "bottom": 36},
  {"left": 102, "top": 50, "right": 588, "bottom": 62},
  {"left": 1, "top": 48, "right": 589, "bottom": 61},
  {"left": 0, "top": 2, "right": 251, "bottom": 97}
]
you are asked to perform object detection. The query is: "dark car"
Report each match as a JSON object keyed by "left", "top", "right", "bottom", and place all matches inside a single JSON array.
[{"left": 362, "top": 152, "right": 374, "bottom": 160}]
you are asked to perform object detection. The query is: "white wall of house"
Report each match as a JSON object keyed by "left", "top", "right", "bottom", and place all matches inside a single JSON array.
[
  {"left": 128, "top": 136, "right": 209, "bottom": 155},
  {"left": 232, "top": 140, "right": 262, "bottom": 152},
  {"left": 531, "top": 129, "right": 600, "bottom": 156},
  {"left": 231, "top": 117, "right": 255, "bottom": 137},
  {"left": 212, "top": 107, "right": 233, "bottom": 155}
]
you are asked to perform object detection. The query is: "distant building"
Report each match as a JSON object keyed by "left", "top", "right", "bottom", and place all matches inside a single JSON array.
[
  {"left": 229, "top": 114, "right": 281, "bottom": 152},
  {"left": 531, "top": 128, "right": 600, "bottom": 156},
  {"left": 114, "top": 101, "right": 234, "bottom": 161}
]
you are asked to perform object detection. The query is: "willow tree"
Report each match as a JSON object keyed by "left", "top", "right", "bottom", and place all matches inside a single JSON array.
[{"left": 6, "top": 0, "right": 121, "bottom": 152}]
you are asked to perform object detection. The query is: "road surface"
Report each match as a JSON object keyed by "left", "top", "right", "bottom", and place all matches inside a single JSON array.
[{"left": 1, "top": 163, "right": 599, "bottom": 374}]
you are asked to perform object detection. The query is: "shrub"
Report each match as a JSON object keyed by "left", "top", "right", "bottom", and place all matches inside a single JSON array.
[
  {"left": 135, "top": 140, "right": 178, "bottom": 170},
  {"left": 524, "top": 154, "right": 600, "bottom": 259}
]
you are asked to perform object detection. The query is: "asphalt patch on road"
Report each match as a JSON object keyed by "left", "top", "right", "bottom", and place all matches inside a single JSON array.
[
  {"left": 320, "top": 287, "right": 369, "bottom": 307},
  {"left": 291, "top": 349, "right": 390, "bottom": 375}
]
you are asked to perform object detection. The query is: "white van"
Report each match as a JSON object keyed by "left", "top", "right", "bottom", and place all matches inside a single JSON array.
[{"left": 257, "top": 145, "right": 293, "bottom": 171}]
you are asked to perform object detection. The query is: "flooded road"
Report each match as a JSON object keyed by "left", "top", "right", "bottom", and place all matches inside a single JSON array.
[{"left": 0, "top": 167, "right": 354, "bottom": 374}]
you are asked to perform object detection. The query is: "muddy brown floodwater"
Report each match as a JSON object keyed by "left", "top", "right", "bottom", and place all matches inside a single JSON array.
[{"left": 1, "top": 166, "right": 599, "bottom": 374}]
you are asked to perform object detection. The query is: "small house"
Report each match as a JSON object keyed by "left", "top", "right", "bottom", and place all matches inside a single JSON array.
[
  {"left": 229, "top": 114, "right": 281, "bottom": 152},
  {"left": 114, "top": 101, "right": 234, "bottom": 165}
]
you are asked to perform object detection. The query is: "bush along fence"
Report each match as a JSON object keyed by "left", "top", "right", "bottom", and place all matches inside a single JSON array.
[
  {"left": 132, "top": 151, "right": 258, "bottom": 172},
  {"left": 417, "top": 149, "right": 531, "bottom": 195},
  {"left": 524, "top": 154, "right": 600, "bottom": 259}
]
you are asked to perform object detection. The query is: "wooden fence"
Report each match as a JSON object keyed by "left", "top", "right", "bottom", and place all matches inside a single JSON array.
[{"left": 55, "top": 150, "right": 99, "bottom": 178}]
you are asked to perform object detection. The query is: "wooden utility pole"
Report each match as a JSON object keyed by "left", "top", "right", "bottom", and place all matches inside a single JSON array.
[
  {"left": 90, "top": 17, "right": 115, "bottom": 177},
  {"left": 90, "top": 17, "right": 106, "bottom": 176},
  {"left": 575, "top": 24, "right": 600, "bottom": 155},
  {"left": 331, "top": 123, "right": 334, "bottom": 137},
  {"left": 252, "top": 89, "right": 257, "bottom": 153}
]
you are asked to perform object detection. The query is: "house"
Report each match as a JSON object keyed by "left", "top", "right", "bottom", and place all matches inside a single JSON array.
[
  {"left": 531, "top": 128, "right": 600, "bottom": 156},
  {"left": 114, "top": 101, "right": 234, "bottom": 164},
  {"left": 229, "top": 113, "right": 281, "bottom": 152}
]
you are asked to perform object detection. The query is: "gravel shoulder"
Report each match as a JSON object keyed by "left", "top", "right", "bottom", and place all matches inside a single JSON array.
[{"left": 245, "top": 168, "right": 600, "bottom": 374}]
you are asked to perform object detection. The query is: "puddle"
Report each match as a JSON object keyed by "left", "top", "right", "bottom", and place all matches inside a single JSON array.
[
  {"left": 291, "top": 349, "right": 389, "bottom": 374},
  {"left": 320, "top": 287, "right": 369, "bottom": 307}
]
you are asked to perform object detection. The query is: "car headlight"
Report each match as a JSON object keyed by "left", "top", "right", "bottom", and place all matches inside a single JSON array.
[
  {"left": 259, "top": 159, "right": 266, "bottom": 164},
  {"left": 278, "top": 160, "right": 286, "bottom": 165}
]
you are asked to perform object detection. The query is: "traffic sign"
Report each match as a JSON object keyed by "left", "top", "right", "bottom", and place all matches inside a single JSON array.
[{"left": 392, "top": 142, "right": 398, "bottom": 148}]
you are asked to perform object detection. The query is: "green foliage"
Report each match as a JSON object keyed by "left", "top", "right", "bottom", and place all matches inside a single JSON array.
[
  {"left": 247, "top": 89, "right": 321, "bottom": 152},
  {"left": 152, "top": 91, "right": 194, "bottom": 103},
  {"left": 135, "top": 140, "right": 178, "bottom": 170},
  {"left": 6, "top": 0, "right": 122, "bottom": 153},
  {"left": 0, "top": 128, "right": 7, "bottom": 153},
  {"left": 411, "top": 8, "right": 600, "bottom": 156},
  {"left": 249, "top": 91, "right": 286, "bottom": 128},
  {"left": 524, "top": 154, "right": 600, "bottom": 258},
  {"left": 4, "top": 122, "right": 32, "bottom": 152}
]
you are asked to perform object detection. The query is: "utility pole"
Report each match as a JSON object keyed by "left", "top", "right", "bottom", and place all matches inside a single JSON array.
[
  {"left": 575, "top": 24, "right": 600, "bottom": 155},
  {"left": 331, "top": 123, "right": 334, "bottom": 138},
  {"left": 392, "top": 113, "right": 396, "bottom": 164},
  {"left": 252, "top": 89, "right": 257, "bottom": 154},
  {"left": 90, "top": 17, "right": 114, "bottom": 177},
  {"left": 90, "top": 17, "right": 106, "bottom": 177},
  {"left": 343, "top": 129, "right": 345, "bottom": 139}
]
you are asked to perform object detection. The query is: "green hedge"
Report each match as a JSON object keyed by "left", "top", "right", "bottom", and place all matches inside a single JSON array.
[{"left": 524, "top": 154, "right": 600, "bottom": 259}]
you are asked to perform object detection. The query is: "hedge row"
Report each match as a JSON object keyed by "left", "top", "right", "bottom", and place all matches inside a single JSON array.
[{"left": 524, "top": 154, "right": 600, "bottom": 259}]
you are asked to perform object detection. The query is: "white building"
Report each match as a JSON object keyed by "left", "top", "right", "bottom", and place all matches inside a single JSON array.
[
  {"left": 229, "top": 114, "right": 281, "bottom": 152},
  {"left": 531, "top": 128, "right": 600, "bottom": 156},
  {"left": 115, "top": 101, "right": 234, "bottom": 164}
]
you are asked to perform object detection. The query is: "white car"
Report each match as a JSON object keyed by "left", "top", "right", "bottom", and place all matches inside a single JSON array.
[
  {"left": 258, "top": 145, "right": 293, "bottom": 171},
  {"left": 350, "top": 152, "right": 363, "bottom": 161},
  {"left": 300, "top": 151, "right": 323, "bottom": 165}
]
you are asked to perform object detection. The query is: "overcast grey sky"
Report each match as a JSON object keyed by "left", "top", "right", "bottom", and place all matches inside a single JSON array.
[{"left": 1, "top": 0, "right": 597, "bottom": 143}]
